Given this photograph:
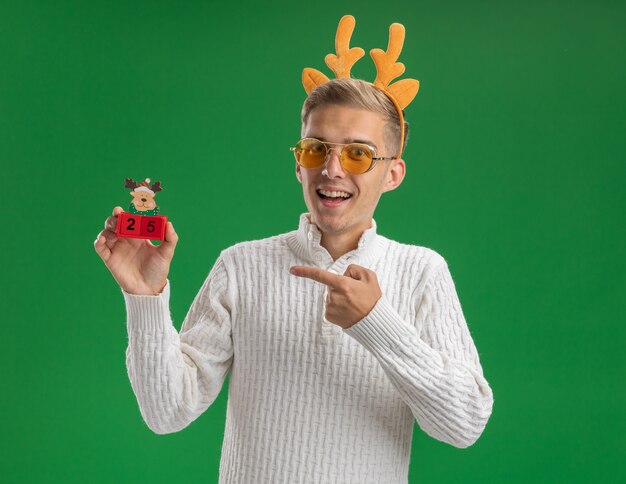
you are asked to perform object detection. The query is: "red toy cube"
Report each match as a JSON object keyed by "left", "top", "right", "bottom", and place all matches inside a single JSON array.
[
  {"left": 116, "top": 212, "right": 167, "bottom": 241},
  {"left": 139, "top": 216, "right": 165, "bottom": 238},
  {"left": 117, "top": 213, "right": 141, "bottom": 237}
]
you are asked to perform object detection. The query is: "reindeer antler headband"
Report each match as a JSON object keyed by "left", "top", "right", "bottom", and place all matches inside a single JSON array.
[{"left": 302, "top": 15, "right": 419, "bottom": 158}]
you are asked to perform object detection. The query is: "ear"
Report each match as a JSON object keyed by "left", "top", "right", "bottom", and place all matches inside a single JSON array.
[
  {"left": 295, "top": 161, "right": 303, "bottom": 184},
  {"left": 130, "top": 191, "right": 136, "bottom": 197},
  {"left": 382, "top": 158, "right": 406, "bottom": 193}
]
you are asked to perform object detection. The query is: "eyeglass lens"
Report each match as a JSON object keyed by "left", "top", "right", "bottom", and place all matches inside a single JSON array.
[{"left": 295, "top": 139, "right": 373, "bottom": 175}]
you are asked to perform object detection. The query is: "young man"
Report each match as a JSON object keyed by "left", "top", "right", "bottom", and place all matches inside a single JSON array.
[{"left": 94, "top": 17, "right": 493, "bottom": 484}]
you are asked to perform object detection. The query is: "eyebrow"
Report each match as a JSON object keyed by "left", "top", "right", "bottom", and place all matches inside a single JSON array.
[
  {"left": 351, "top": 138, "right": 378, "bottom": 149},
  {"left": 309, "top": 135, "right": 379, "bottom": 151}
]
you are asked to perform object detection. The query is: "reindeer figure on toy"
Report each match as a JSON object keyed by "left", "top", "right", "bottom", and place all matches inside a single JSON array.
[
  {"left": 125, "top": 178, "right": 162, "bottom": 216},
  {"left": 115, "top": 177, "right": 168, "bottom": 241}
]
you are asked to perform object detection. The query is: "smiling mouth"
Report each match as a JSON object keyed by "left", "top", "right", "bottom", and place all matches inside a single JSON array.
[{"left": 316, "top": 189, "right": 352, "bottom": 200}]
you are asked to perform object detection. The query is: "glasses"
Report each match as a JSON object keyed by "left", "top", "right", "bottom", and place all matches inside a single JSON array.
[{"left": 290, "top": 138, "right": 395, "bottom": 175}]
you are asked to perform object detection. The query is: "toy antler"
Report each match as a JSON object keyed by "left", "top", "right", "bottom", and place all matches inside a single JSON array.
[
  {"left": 371, "top": 23, "right": 405, "bottom": 88},
  {"left": 150, "top": 181, "right": 162, "bottom": 193},
  {"left": 125, "top": 178, "right": 139, "bottom": 190},
  {"left": 302, "top": 15, "right": 364, "bottom": 94},
  {"left": 370, "top": 23, "right": 419, "bottom": 109},
  {"left": 325, "top": 15, "right": 365, "bottom": 79}
]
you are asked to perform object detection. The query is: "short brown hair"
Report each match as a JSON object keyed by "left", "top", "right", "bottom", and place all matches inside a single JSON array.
[{"left": 301, "top": 78, "right": 409, "bottom": 157}]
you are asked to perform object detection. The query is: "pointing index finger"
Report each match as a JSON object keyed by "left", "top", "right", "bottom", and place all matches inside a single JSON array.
[{"left": 289, "top": 265, "right": 343, "bottom": 288}]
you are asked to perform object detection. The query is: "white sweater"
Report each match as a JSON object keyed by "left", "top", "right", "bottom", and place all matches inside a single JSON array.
[{"left": 123, "top": 213, "right": 494, "bottom": 484}]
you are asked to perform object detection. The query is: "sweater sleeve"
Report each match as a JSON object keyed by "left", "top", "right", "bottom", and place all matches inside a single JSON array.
[
  {"left": 123, "top": 254, "right": 234, "bottom": 434},
  {"left": 343, "top": 258, "right": 494, "bottom": 448}
]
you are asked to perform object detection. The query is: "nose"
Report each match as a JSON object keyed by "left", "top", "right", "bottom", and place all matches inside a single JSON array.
[
  {"left": 322, "top": 148, "right": 346, "bottom": 179},
  {"left": 141, "top": 198, "right": 147, "bottom": 202}
]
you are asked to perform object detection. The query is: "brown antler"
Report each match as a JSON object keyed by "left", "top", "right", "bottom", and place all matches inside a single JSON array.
[
  {"left": 151, "top": 181, "right": 162, "bottom": 193},
  {"left": 125, "top": 178, "right": 138, "bottom": 190}
]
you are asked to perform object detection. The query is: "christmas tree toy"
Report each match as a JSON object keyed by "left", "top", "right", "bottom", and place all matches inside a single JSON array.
[{"left": 115, "top": 178, "right": 168, "bottom": 241}]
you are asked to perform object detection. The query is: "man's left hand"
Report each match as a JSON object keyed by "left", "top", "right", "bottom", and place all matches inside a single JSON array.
[{"left": 289, "top": 264, "right": 382, "bottom": 329}]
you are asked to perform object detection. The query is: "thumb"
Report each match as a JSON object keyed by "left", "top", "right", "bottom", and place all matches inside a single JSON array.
[
  {"left": 159, "top": 221, "right": 178, "bottom": 260},
  {"left": 344, "top": 264, "right": 367, "bottom": 281}
]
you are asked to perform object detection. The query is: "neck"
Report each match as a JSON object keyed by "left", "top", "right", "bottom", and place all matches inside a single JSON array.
[
  {"left": 318, "top": 222, "right": 372, "bottom": 261},
  {"left": 320, "top": 233, "right": 358, "bottom": 261}
]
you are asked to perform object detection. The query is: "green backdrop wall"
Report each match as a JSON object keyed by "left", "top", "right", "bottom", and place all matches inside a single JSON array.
[{"left": 1, "top": 0, "right": 624, "bottom": 482}]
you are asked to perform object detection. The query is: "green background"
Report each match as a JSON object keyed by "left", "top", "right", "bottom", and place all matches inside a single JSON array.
[{"left": 1, "top": 0, "right": 624, "bottom": 482}]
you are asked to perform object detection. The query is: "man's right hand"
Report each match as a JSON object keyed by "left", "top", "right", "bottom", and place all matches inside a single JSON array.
[{"left": 94, "top": 206, "right": 179, "bottom": 295}]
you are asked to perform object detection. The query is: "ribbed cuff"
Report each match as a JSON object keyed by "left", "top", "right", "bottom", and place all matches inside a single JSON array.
[
  {"left": 343, "top": 295, "right": 421, "bottom": 356},
  {"left": 122, "top": 279, "right": 172, "bottom": 331}
]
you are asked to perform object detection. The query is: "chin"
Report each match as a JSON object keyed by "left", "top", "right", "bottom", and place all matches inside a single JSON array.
[{"left": 311, "top": 212, "right": 349, "bottom": 232}]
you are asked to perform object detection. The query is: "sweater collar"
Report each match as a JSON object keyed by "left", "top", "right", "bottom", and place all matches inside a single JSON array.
[{"left": 287, "top": 212, "right": 385, "bottom": 268}]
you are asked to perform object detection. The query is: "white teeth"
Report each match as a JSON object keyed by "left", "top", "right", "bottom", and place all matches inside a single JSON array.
[{"left": 318, "top": 189, "right": 351, "bottom": 198}]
